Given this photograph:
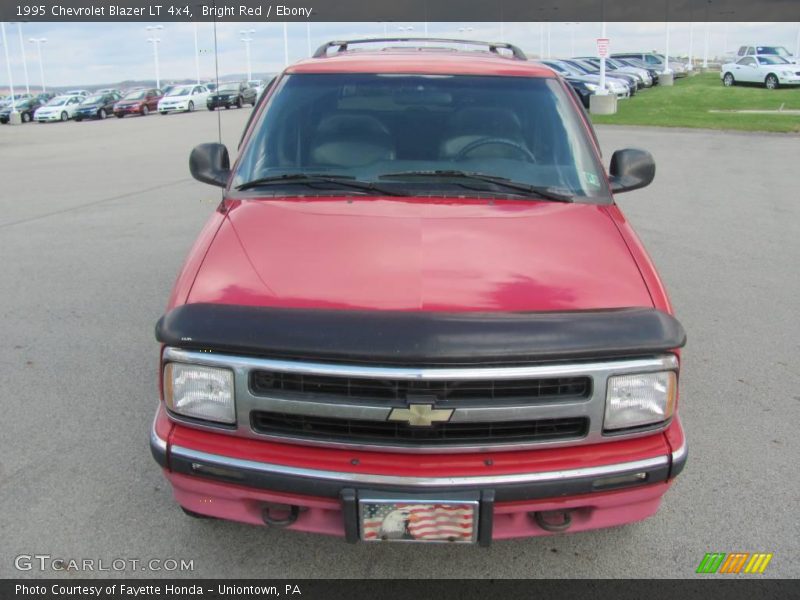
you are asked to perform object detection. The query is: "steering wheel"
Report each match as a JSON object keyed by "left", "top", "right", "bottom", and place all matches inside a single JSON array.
[{"left": 455, "top": 137, "right": 537, "bottom": 163}]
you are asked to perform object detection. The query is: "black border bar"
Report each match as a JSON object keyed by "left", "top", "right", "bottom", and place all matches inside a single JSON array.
[{"left": 3, "top": 0, "right": 798, "bottom": 22}]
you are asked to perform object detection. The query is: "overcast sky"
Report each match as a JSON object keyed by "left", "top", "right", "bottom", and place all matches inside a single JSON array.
[{"left": 2, "top": 21, "right": 799, "bottom": 89}]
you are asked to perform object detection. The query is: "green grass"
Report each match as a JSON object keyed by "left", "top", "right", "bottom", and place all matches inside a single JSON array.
[{"left": 590, "top": 72, "right": 800, "bottom": 133}]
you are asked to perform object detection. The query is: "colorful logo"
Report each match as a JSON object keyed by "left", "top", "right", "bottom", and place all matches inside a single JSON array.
[{"left": 696, "top": 552, "right": 773, "bottom": 574}]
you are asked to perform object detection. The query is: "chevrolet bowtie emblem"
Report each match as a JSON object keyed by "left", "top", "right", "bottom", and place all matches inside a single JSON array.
[{"left": 387, "top": 404, "right": 454, "bottom": 427}]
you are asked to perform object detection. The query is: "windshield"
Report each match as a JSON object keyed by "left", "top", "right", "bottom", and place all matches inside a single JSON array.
[
  {"left": 123, "top": 90, "right": 146, "bottom": 100},
  {"left": 82, "top": 95, "right": 104, "bottom": 104},
  {"left": 168, "top": 86, "right": 193, "bottom": 96},
  {"left": 757, "top": 55, "right": 789, "bottom": 65},
  {"left": 47, "top": 97, "right": 68, "bottom": 106},
  {"left": 218, "top": 83, "right": 240, "bottom": 92},
  {"left": 756, "top": 46, "right": 791, "bottom": 57},
  {"left": 234, "top": 73, "right": 608, "bottom": 201}
]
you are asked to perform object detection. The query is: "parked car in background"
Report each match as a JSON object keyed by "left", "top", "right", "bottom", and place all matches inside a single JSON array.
[
  {"left": 561, "top": 59, "right": 635, "bottom": 96},
  {"left": 34, "top": 95, "right": 84, "bottom": 122},
  {"left": 35, "top": 92, "right": 56, "bottom": 105},
  {"left": 75, "top": 92, "right": 121, "bottom": 121},
  {"left": 63, "top": 89, "right": 90, "bottom": 97},
  {"left": 95, "top": 88, "right": 122, "bottom": 96},
  {"left": 721, "top": 55, "right": 800, "bottom": 89},
  {"left": 204, "top": 82, "right": 217, "bottom": 92},
  {"left": 577, "top": 57, "right": 653, "bottom": 88},
  {"left": 539, "top": 59, "right": 630, "bottom": 98},
  {"left": 114, "top": 88, "right": 162, "bottom": 118},
  {"left": 158, "top": 84, "right": 210, "bottom": 114},
  {"left": 0, "top": 97, "right": 43, "bottom": 123},
  {"left": 207, "top": 81, "right": 258, "bottom": 110},
  {"left": 247, "top": 79, "right": 265, "bottom": 96},
  {"left": 564, "top": 77, "right": 598, "bottom": 108},
  {"left": 612, "top": 52, "right": 687, "bottom": 77},
  {"left": 737, "top": 45, "right": 798, "bottom": 65},
  {"left": 614, "top": 57, "right": 660, "bottom": 85}
]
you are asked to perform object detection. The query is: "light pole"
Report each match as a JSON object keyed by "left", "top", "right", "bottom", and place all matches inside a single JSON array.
[
  {"left": 283, "top": 22, "right": 289, "bottom": 67},
  {"left": 1, "top": 23, "right": 16, "bottom": 107},
  {"left": 11, "top": 22, "right": 30, "bottom": 94},
  {"left": 598, "top": 21, "right": 608, "bottom": 95},
  {"left": 687, "top": 22, "right": 694, "bottom": 71},
  {"left": 240, "top": 29, "right": 255, "bottom": 81},
  {"left": 457, "top": 27, "right": 472, "bottom": 50},
  {"left": 193, "top": 22, "right": 200, "bottom": 84},
  {"left": 146, "top": 25, "right": 163, "bottom": 89},
  {"left": 29, "top": 37, "right": 46, "bottom": 92},
  {"left": 564, "top": 22, "right": 579, "bottom": 57}
]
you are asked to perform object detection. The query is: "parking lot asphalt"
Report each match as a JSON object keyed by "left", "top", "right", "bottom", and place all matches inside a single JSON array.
[{"left": 1, "top": 111, "right": 798, "bottom": 579}]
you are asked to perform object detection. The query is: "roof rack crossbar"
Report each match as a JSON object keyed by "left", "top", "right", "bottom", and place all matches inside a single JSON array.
[{"left": 312, "top": 38, "right": 528, "bottom": 61}]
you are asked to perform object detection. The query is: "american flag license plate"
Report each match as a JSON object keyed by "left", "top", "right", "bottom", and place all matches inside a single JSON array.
[{"left": 359, "top": 497, "right": 479, "bottom": 543}]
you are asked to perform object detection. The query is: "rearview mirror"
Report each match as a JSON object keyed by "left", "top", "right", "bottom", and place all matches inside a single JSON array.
[
  {"left": 189, "top": 143, "right": 230, "bottom": 188},
  {"left": 609, "top": 148, "right": 655, "bottom": 194}
]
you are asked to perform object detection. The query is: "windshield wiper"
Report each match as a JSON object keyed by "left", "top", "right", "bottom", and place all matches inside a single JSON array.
[
  {"left": 235, "top": 173, "right": 406, "bottom": 196},
  {"left": 378, "top": 170, "right": 574, "bottom": 202}
]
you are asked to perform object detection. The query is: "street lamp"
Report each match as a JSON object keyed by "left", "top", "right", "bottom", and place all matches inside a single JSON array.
[
  {"left": 1, "top": 23, "right": 16, "bottom": 108},
  {"left": 29, "top": 37, "right": 46, "bottom": 92},
  {"left": 564, "top": 22, "right": 579, "bottom": 57},
  {"left": 146, "top": 25, "right": 163, "bottom": 89},
  {"left": 10, "top": 22, "right": 30, "bottom": 94},
  {"left": 193, "top": 22, "right": 200, "bottom": 84},
  {"left": 240, "top": 29, "right": 255, "bottom": 81}
]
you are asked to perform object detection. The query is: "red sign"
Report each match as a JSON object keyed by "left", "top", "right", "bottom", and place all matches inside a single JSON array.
[{"left": 597, "top": 38, "right": 610, "bottom": 58}]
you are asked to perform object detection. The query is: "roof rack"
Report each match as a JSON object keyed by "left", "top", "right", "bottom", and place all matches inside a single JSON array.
[{"left": 312, "top": 38, "right": 528, "bottom": 61}]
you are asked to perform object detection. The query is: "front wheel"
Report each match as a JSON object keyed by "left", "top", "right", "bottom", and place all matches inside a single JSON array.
[
  {"left": 722, "top": 72, "right": 735, "bottom": 87},
  {"left": 22, "top": 112, "right": 31, "bottom": 123},
  {"left": 98, "top": 109, "right": 107, "bottom": 120},
  {"left": 765, "top": 74, "right": 779, "bottom": 90},
  {"left": 187, "top": 101, "right": 195, "bottom": 113},
  {"left": 60, "top": 112, "right": 68, "bottom": 122},
  {"left": 142, "top": 105, "right": 149, "bottom": 116}
]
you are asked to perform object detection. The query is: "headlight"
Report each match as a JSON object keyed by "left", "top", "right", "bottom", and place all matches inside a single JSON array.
[
  {"left": 584, "top": 83, "right": 599, "bottom": 91},
  {"left": 164, "top": 363, "right": 235, "bottom": 424},
  {"left": 604, "top": 371, "right": 677, "bottom": 431}
]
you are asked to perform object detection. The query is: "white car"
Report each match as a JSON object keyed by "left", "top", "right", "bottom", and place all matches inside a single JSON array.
[
  {"left": 34, "top": 95, "right": 84, "bottom": 122},
  {"left": 736, "top": 45, "right": 799, "bottom": 65},
  {"left": 721, "top": 55, "right": 800, "bottom": 89},
  {"left": 158, "top": 84, "right": 209, "bottom": 114}
]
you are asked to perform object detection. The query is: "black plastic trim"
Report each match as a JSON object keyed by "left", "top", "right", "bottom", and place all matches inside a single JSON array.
[{"left": 156, "top": 304, "right": 686, "bottom": 366}]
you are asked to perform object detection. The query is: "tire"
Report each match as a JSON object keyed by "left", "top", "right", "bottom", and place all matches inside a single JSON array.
[
  {"left": 235, "top": 97, "right": 242, "bottom": 109},
  {"left": 60, "top": 111, "right": 68, "bottom": 122},
  {"left": 765, "top": 74, "right": 779, "bottom": 90},
  {"left": 142, "top": 105, "right": 149, "bottom": 116},
  {"left": 22, "top": 112, "right": 31, "bottom": 123},
  {"left": 115, "top": 114, "right": 124, "bottom": 119},
  {"left": 160, "top": 111, "right": 168, "bottom": 116},
  {"left": 187, "top": 101, "right": 194, "bottom": 113},
  {"left": 99, "top": 109, "right": 107, "bottom": 120},
  {"left": 723, "top": 72, "right": 735, "bottom": 87},
  {"left": 181, "top": 507, "right": 215, "bottom": 519},
  {"left": 207, "top": 105, "right": 214, "bottom": 111}
]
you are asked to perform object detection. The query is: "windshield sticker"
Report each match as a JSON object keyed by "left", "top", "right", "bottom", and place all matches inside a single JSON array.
[{"left": 585, "top": 172, "right": 601, "bottom": 187}]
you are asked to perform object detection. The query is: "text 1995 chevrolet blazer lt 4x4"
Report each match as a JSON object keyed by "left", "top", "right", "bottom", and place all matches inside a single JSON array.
[{"left": 150, "top": 39, "right": 687, "bottom": 545}]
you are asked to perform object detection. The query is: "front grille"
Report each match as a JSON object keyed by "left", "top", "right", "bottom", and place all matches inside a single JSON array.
[
  {"left": 250, "top": 371, "right": 591, "bottom": 403},
  {"left": 250, "top": 411, "right": 588, "bottom": 445}
]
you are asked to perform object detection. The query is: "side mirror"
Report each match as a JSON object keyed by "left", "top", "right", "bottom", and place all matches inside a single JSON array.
[
  {"left": 190, "top": 143, "right": 231, "bottom": 188},
  {"left": 609, "top": 148, "right": 656, "bottom": 194}
]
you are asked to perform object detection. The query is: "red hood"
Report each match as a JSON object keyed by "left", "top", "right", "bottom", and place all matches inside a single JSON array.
[{"left": 187, "top": 198, "right": 653, "bottom": 312}]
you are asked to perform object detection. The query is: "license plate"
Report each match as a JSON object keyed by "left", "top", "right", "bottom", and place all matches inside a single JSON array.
[{"left": 359, "top": 496, "right": 478, "bottom": 543}]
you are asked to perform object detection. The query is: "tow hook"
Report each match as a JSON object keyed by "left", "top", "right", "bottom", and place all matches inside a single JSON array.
[
  {"left": 531, "top": 510, "right": 573, "bottom": 533},
  {"left": 262, "top": 503, "right": 300, "bottom": 527}
]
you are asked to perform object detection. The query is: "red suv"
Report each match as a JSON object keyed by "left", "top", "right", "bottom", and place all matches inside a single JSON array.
[{"left": 151, "top": 39, "right": 687, "bottom": 545}]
